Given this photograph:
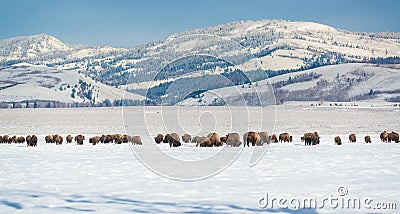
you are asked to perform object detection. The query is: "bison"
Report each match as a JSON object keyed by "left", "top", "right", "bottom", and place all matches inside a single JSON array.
[
  {"left": 191, "top": 136, "right": 200, "bottom": 144},
  {"left": 243, "top": 132, "right": 261, "bottom": 147},
  {"left": 279, "top": 133, "right": 292, "bottom": 143},
  {"left": 8, "top": 135, "right": 17, "bottom": 144},
  {"left": 163, "top": 134, "right": 170, "bottom": 143},
  {"left": 103, "top": 135, "right": 114, "bottom": 143},
  {"left": 220, "top": 136, "right": 227, "bottom": 144},
  {"left": 182, "top": 134, "right": 192, "bottom": 143},
  {"left": 334, "top": 136, "right": 342, "bottom": 145},
  {"left": 364, "top": 135, "right": 371, "bottom": 143},
  {"left": 2, "top": 135, "right": 9, "bottom": 144},
  {"left": 225, "top": 133, "right": 241, "bottom": 147},
  {"left": 270, "top": 134, "right": 278, "bottom": 143},
  {"left": 196, "top": 136, "right": 213, "bottom": 147},
  {"left": 17, "top": 136, "right": 25, "bottom": 144},
  {"left": 31, "top": 135, "right": 38, "bottom": 146},
  {"left": 380, "top": 131, "right": 388, "bottom": 142},
  {"left": 45, "top": 135, "right": 54, "bottom": 143},
  {"left": 66, "top": 135, "right": 73, "bottom": 143},
  {"left": 303, "top": 132, "right": 320, "bottom": 146},
  {"left": 258, "top": 132, "right": 269, "bottom": 145},
  {"left": 99, "top": 135, "right": 106, "bottom": 143},
  {"left": 154, "top": 134, "right": 164, "bottom": 144},
  {"left": 165, "top": 133, "right": 181, "bottom": 147},
  {"left": 122, "top": 135, "right": 129, "bottom": 143},
  {"left": 349, "top": 134, "right": 356, "bottom": 143},
  {"left": 54, "top": 134, "right": 63, "bottom": 145},
  {"left": 113, "top": 134, "right": 123, "bottom": 144},
  {"left": 388, "top": 131, "right": 399, "bottom": 143},
  {"left": 132, "top": 136, "right": 142, "bottom": 145},
  {"left": 75, "top": 135, "right": 85, "bottom": 145},
  {"left": 27, "top": 135, "right": 38, "bottom": 147},
  {"left": 207, "top": 133, "right": 221, "bottom": 147},
  {"left": 26, "top": 135, "right": 32, "bottom": 146},
  {"left": 89, "top": 136, "right": 100, "bottom": 145}
]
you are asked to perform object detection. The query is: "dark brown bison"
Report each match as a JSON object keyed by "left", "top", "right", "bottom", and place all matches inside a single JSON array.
[
  {"left": 154, "top": 134, "right": 164, "bottom": 144},
  {"left": 122, "top": 135, "right": 129, "bottom": 143},
  {"left": 66, "top": 135, "right": 73, "bottom": 143},
  {"left": 100, "top": 135, "right": 106, "bottom": 143},
  {"left": 349, "top": 134, "right": 356, "bottom": 143},
  {"left": 26, "top": 135, "right": 32, "bottom": 146},
  {"left": 165, "top": 133, "right": 181, "bottom": 147},
  {"left": 225, "top": 133, "right": 241, "bottom": 147},
  {"left": 54, "top": 134, "right": 63, "bottom": 145},
  {"left": 27, "top": 135, "right": 38, "bottom": 147},
  {"left": 2, "top": 135, "right": 9, "bottom": 144},
  {"left": 279, "top": 133, "right": 292, "bottom": 143},
  {"left": 220, "top": 136, "right": 227, "bottom": 143},
  {"left": 17, "top": 136, "right": 25, "bottom": 144},
  {"left": 303, "top": 132, "right": 320, "bottom": 146},
  {"left": 32, "top": 135, "right": 38, "bottom": 146},
  {"left": 303, "top": 133, "right": 313, "bottom": 145},
  {"left": 207, "top": 133, "right": 221, "bottom": 147},
  {"left": 364, "top": 135, "right": 371, "bottom": 143},
  {"left": 113, "top": 134, "right": 123, "bottom": 144},
  {"left": 103, "top": 135, "right": 113, "bottom": 143},
  {"left": 380, "top": 131, "right": 388, "bottom": 142},
  {"left": 258, "top": 132, "right": 269, "bottom": 145},
  {"left": 132, "top": 136, "right": 142, "bottom": 145},
  {"left": 334, "top": 136, "right": 342, "bottom": 145},
  {"left": 182, "top": 134, "right": 192, "bottom": 143},
  {"left": 388, "top": 131, "right": 399, "bottom": 143},
  {"left": 270, "top": 134, "right": 278, "bottom": 143},
  {"left": 196, "top": 136, "right": 213, "bottom": 147},
  {"left": 75, "top": 135, "right": 85, "bottom": 145},
  {"left": 0, "top": 136, "right": 3, "bottom": 144},
  {"left": 8, "top": 135, "right": 17, "bottom": 144},
  {"left": 45, "top": 135, "right": 54, "bottom": 143},
  {"left": 163, "top": 134, "right": 170, "bottom": 143},
  {"left": 89, "top": 136, "right": 101, "bottom": 145},
  {"left": 243, "top": 132, "right": 261, "bottom": 147}
]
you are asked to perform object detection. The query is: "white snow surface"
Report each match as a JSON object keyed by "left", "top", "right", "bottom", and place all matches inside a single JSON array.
[{"left": 0, "top": 105, "right": 399, "bottom": 213}]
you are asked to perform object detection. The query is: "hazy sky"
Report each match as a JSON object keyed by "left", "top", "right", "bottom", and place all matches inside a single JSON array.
[{"left": 1, "top": 0, "right": 399, "bottom": 47}]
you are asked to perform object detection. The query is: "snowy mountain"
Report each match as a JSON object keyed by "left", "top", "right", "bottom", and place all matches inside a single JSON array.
[
  {"left": 0, "top": 63, "right": 145, "bottom": 107},
  {"left": 1, "top": 20, "right": 400, "bottom": 106},
  {"left": 0, "top": 34, "right": 71, "bottom": 61}
]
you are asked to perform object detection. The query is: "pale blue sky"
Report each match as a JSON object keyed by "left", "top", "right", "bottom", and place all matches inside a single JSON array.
[{"left": 0, "top": 0, "right": 399, "bottom": 47}]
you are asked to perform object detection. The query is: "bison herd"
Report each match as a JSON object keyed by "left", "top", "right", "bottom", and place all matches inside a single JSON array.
[
  {"left": 0, "top": 131, "right": 398, "bottom": 147},
  {"left": 153, "top": 132, "right": 270, "bottom": 147},
  {"left": 0, "top": 135, "right": 38, "bottom": 146},
  {"left": 151, "top": 130, "right": 399, "bottom": 147},
  {"left": 0, "top": 134, "right": 142, "bottom": 146}
]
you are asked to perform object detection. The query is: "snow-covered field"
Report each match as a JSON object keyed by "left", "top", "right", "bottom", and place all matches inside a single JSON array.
[{"left": 0, "top": 104, "right": 399, "bottom": 213}]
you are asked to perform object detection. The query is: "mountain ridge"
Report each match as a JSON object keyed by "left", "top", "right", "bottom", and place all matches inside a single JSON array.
[{"left": 1, "top": 19, "right": 400, "bottom": 106}]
